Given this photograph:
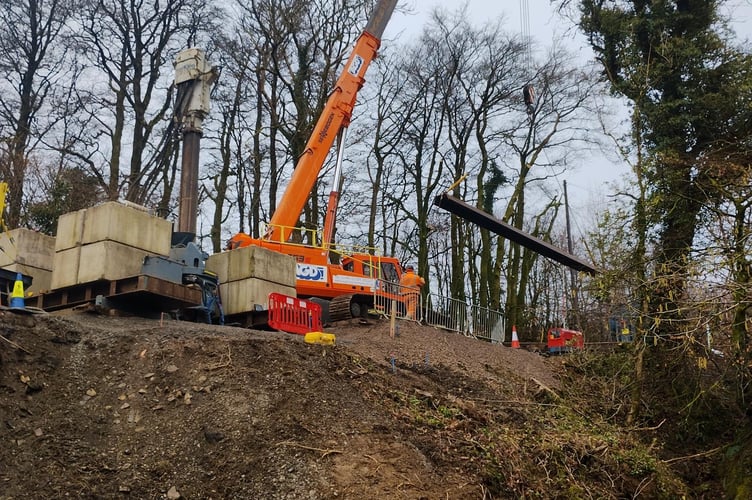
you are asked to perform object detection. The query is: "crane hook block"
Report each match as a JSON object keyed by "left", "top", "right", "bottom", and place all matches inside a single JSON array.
[
  {"left": 523, "top": 84, "right": 535, "bottom": 105},
  {"left": 523, "top": 83, "right": 535, "bottom": 115}
]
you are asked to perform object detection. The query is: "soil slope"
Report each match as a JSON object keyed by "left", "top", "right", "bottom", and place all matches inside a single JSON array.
[{"left": 0, "top": 310, "right": 689, "bottom": 499}]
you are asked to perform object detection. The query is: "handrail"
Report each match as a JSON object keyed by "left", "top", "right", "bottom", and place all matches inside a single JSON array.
[
  {"left": 372, "top": 278, "right": 505, "bottom": 343},
  {"left": 260, "top": 222, "right": 387, "bottom": 257}
]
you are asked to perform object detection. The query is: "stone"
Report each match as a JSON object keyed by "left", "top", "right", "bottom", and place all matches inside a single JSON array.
[
  {"left": 127, "top": 409, "right": 141, "bottom": 424},
  {"left": 25, "top": 381, "right": 44, "bottom": 394},
  {"left": 203, "top": 426, "right": 225, "bottom": 444}
]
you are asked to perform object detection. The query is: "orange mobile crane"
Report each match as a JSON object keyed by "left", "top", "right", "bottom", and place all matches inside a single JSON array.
[{"left": 228, "top": 0, "right": 404, "bottom": 321}]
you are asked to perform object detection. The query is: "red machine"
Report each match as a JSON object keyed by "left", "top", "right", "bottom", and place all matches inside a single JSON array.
[
  {"left": 228, "top": 0, "right": 404, "bottom": 321},
  {"left": 547, "top": 327, "right": 584, "bottom": 354}
]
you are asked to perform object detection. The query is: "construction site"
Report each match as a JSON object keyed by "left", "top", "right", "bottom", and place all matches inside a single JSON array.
[
  {"left": 1, "top": 0, "right": 751, "bottom": 498},
  {"left": 0, "top": 89, "right": 735, "bottom": 500},
  {"left": 0, "top": 212, "right": 734, "bottom": 497}
]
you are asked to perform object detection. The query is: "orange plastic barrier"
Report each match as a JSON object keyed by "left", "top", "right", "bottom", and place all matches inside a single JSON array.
[{"left": 268, "top": 293, "right": 322, "bottom": 335}]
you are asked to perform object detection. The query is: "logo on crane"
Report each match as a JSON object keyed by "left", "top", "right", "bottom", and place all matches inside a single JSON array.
[
  {"left": 296, "top": 264, "right": 327, "bottom": 282},
  {"left": 317, "top": 113, "right": 335, "bottom": 143},
  {"left": 348, "top": 55, "right": 364, "bottom": 76}
]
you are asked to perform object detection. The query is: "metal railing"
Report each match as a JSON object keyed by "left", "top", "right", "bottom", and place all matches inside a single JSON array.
[
  {"left": 373, "top": 279, "right": 505, "bottom": 344},
  {"left": 472, "top": 303, "right": 506, "bottom": 344},
  {"left": 260, "top": 222, "right": 385, "bottom": 257},
  {"left": 372, "top": 280, "right": 423, "bottom": 321}
]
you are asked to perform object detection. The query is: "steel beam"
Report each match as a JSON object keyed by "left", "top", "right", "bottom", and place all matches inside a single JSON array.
[{"left": 433, "top": 193, "right": 598, "bottom": 275}]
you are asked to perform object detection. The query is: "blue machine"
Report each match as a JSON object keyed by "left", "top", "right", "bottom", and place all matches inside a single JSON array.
[{"left": 141, "top": 232, "right": 224, "bottom": 324}]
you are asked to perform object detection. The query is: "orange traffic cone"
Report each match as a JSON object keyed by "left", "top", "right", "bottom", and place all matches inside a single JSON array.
[
  {"left": 511, "top": 325, "right": 520, "bottom": 349},
  {"left": 10, "top": 273, "right": 25, "bottom": 309}
]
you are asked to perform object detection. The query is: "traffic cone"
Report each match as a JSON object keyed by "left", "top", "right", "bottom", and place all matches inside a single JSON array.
[
  {"left": 511, "top": 325, "right": 520, "bottom": 349},
  {"left": 10, "top": 273, "right": 25, "bottom": 309}
]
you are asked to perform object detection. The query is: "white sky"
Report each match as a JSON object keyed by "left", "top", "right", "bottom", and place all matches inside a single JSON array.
[
  {"left": 383, "top": 0, "right": 627, "bottom": 229},
  {"left": 382, "top": 0, "right": 752, "bottom": 233}
]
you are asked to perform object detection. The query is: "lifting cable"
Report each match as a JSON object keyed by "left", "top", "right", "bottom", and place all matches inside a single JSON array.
[{"left": 520, "top": 0, "right": 535, "bottom": 118}]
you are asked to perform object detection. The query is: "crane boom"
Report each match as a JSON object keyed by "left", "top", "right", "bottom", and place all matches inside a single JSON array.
[
  {"left": 226, "top": 0, "right": 404, "bottom": 322},
  {"left": 266, "top": 0, "right": 397, "bottom": 242}
]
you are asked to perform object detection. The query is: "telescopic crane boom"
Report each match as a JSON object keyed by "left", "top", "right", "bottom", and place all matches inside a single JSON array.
[
  {"left": 266, "top": 0, "right": 397, "bottom": 243},
  {"left": 228, "top": 0, "right": 404, "bottom": 322}
]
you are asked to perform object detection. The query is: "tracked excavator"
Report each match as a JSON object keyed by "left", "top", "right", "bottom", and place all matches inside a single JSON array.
[{"left": 228, "top": 0, "right": 405, "bottom": 322}]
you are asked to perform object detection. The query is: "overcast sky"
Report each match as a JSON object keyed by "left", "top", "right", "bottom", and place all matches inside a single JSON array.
[
  {"left": 382, "top": 0, "right": 752, "bottom": 231},
  {"left": 383, "top": 0, "right": 626, "bottom": 226},
  {"left": 387, "top": 0, "right": 752, "bottom": 50}
]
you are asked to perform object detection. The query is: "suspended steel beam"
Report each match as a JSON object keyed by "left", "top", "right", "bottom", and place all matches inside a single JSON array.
[{"left": 433, "top": 193, "right": 598, "bottom": 275}]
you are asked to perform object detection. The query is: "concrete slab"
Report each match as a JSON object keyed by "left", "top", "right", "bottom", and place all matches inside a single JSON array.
[
  {"left": 0, "top": 229, "right": 55, "bottom": 270},
  {"left": 55, "top": 202, "right": 172, "bottom": 255},
  {"left": 207, "top": 245, "right": 296, "bottom": 287},
  {"left": 51, "top": 241, "right": 151, "bottom": 290},
  {"left": 220, "top": 278, "right": 296, "bottom": 316}
]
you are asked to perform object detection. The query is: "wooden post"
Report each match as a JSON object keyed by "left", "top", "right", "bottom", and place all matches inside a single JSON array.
[{"left": 389, "top": 299, "right": 396, "bottom": 338}]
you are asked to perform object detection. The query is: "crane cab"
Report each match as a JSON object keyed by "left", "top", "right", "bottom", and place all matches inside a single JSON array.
[{"left": 341, "top": 254, "right": 401, "bottom": 282}]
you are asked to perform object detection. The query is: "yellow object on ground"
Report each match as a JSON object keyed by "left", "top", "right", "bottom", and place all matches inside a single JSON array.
[{"left": 304, "top": 332, "right": 336, "bottom": 345}]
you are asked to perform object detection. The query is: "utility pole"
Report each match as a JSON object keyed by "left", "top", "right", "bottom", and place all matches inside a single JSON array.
[{"left": 563, "top": 180, "right": 579, "bottom": 327}]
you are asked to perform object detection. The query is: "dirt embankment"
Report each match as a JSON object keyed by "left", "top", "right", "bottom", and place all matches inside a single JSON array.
[{"left": 0, "top": 311, "right": 694, "bottom": 499}]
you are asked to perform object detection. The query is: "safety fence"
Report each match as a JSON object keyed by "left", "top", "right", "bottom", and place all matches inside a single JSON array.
[
  {"left": 268, "top": 292, "right": 322, "bottom": 334},
  {"left": 373, "top": 279, "right": 505, "bottom": 344}
]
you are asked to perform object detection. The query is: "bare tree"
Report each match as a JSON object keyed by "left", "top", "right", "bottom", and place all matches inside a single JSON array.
[
  {"left": 232, "top": 0, "right": 372, "bottom": 242},
  {"left": 495, "top": 47, "right": 602, "bottom": 334},
  {"left": 0, "top": 0, "right": 73, "bottom": 228},
  {"left": 202, "top": 3, "right": 259, "bottom": 251},
  {"left": 358, "top": 51, "right": 409, "bottom": 253},
  {"left": 379, "top": 25, "right": 449, "bottom": 294},
  {"left": 69, "top": 0, "right": 216, "bottom": 206}
]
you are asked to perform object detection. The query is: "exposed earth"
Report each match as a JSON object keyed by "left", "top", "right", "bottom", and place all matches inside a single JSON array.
[{"left": 0, "top": 308, "right": 721, "bottom": 499}]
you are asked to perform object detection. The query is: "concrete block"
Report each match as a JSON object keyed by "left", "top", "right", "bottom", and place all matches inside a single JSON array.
[
  {"left": 54, "top": 202, "right": 172, "bottom": 255},
  {"left": 78, "top": 241, "right": 150, "bottom": 283},
  {"left": 220, "top": 278, "right": 296, "bottom": 316},
  {"left": 0, "top": 229, "right": 55, "bottom": 270},
  {"left": 207, "top": 245, "right": 296, "bottom": 287},
  {"left": 54, "top": 209, "right": 85, "bottom": 252},
  {"left": 51, "top": 241, "right": 151, "bottom": 289},
  {"left": 51, "top": 247, "right": 80, "bottom": 290}
]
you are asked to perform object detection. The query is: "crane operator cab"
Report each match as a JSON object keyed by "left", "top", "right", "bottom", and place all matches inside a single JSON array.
[{"left": 341, "top": 255, "right": 401, "bottom": 284}]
